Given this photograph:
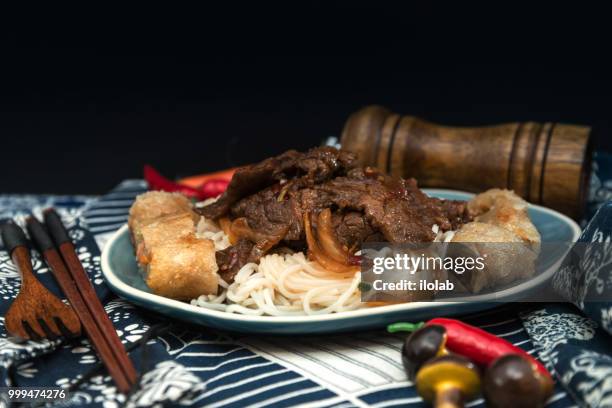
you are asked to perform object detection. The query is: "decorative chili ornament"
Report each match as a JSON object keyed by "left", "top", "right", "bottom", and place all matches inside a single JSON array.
[
  {"left": 388, "top": 318, "right": 552, "bottom": 388},
  {"left": 415, "top": 354, "right": 481, "bottom": 408}
]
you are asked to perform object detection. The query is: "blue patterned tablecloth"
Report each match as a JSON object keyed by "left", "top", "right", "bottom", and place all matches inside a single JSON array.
[{"left": 1, "top": 153, "right": 612, "bottom": 408}]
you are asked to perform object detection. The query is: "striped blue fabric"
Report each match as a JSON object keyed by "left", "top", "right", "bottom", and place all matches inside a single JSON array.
[
  {"left": 78, "top": 180, "right": 577, "bottom": 407},
  {"left": 0, "top": 180, "right": 579, "bottom": 407}
]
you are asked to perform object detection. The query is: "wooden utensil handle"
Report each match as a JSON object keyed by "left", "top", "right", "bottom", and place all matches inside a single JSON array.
[
  {"left": 42, "top": 209, "right": 139, "bottom": 388},
  {"left": 341, "top": 105, "right": 592, "bottom": 219},
  {"left": 9, "top": 247, "right": 38, "bottom": 288}
]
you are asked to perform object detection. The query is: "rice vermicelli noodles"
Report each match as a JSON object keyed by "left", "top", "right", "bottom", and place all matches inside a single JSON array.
[{"left": 193, "top": 215, "right": 362, "bottom": 316}]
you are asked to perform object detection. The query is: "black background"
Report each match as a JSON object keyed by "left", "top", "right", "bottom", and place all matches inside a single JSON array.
[{"left": 1, "top": 4, "right": 610, "bottom": 194}]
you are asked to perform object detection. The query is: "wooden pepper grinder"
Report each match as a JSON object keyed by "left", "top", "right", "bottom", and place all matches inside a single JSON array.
[{"left": 341, "top": 105, "right": 592, "bottom": 219}]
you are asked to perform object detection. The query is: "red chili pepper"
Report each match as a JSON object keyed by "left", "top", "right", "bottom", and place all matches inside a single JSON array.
[
  {"left": 388, "top": 318, "right": 551, "bottom": 382},
  {"left": 198, "top": 178, "right": 230, "bottom": 198},
  {"left": 144, "top": 165, "right": 229, "bottom": 200}
]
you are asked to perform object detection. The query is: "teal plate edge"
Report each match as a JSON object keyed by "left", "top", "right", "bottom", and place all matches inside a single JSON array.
[{"left": 100, "top": 189, "right": 581, "bottom": 334}]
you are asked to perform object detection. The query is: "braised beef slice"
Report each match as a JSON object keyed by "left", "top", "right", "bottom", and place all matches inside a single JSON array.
[
  {"left": 332, "top": 211, "right": 381, "bottom": 248},
  {"left": 230, "top": 185, "right": 304, "bottom": 241},
  {"left": 215, "top": 239, "right": 254, "bottom": 283},
  {"left": 209, "top": 147, "right": 472, "bottom": 283},
  {"left": 312, "top": 170, "right": 469, "bottom": 243},
  {"left": 198, "top": 147, "right": 357, "bottom": 220},
  {"left": 293, "top": 146, "right": 357, "bottom": 184},
  {"left": 439, "top": 199, "right": 471, "bottom": 230},
  {"left": 198, "top": 150, "right": 301, "bottom": 220}
]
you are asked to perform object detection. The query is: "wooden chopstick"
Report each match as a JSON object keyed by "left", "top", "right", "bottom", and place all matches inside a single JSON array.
[
  {"left": 43, "top": 209, "right": 138, "bottom": 387},
  {"left": 26, "top": 212, "right": 137, "bottom": 393},
  {"left": 26, "top": 216, "right": 132, "bottom": 392}
]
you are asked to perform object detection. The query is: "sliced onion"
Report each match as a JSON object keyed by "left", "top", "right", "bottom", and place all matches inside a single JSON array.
[
  {"left": 219, "top": 217, "right": 236, "bottom": 244},
  {"left": 303, "top": 212, "right": 359, "bottom": 275},
  {"left": 230, "top": 217, "right": 261, "bottom": 242},
  {"left": 277, "top": 181, "right": 292, "bottom": 202},
  {"left": 316, "top": 208, "right": 350, "bottom": 264}
]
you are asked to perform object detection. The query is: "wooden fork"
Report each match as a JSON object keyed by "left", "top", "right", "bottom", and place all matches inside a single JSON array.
[{"left": 1, "top": 222, "right": 81, "bottom": 341}]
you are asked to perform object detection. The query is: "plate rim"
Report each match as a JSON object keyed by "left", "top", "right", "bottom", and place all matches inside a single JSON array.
[{"left": 100, "top": 189, "right": 581, "bottom": 325}]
